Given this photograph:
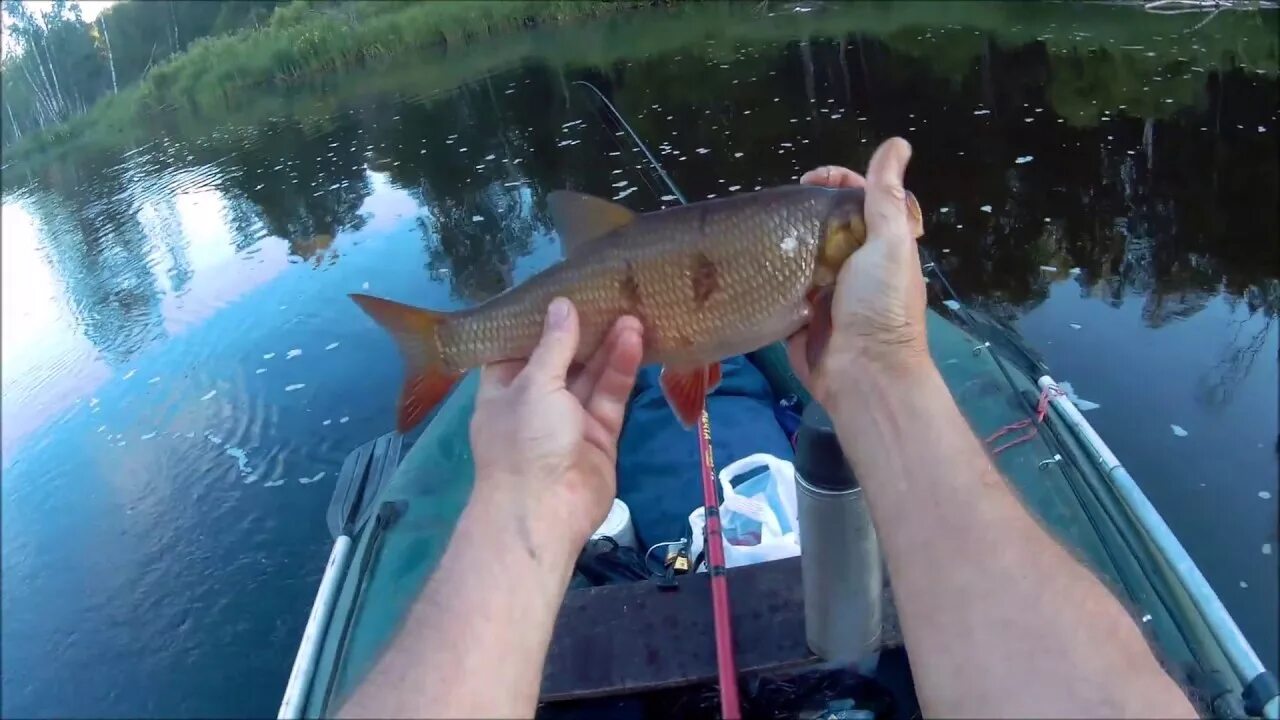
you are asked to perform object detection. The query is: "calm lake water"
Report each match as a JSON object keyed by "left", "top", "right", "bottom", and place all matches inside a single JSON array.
[{"left": 2, "top": 2, "right": 1276, "bottom": 716}]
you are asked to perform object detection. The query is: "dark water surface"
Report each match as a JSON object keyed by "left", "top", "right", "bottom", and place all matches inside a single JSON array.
[{"left": 2, "top": 2, "right": 1276, "bottom": 716}]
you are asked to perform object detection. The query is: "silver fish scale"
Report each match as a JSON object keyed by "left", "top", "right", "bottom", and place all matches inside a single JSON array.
[{"left": 439, "top": 186, "right": 842, "bottom": 370}]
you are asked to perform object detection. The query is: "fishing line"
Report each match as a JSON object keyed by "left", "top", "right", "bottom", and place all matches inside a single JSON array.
[
  {"left": 576, "top": 88, "right": 670, "bottom": 208},
  {"left": 574, "top": 80, "right": 742, "bottom": 720},
  {"left": 574, "top": 81, "right": 689, "bottom": 205}
]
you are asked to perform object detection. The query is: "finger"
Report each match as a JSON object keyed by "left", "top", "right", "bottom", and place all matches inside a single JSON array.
[
  {"left": 800, "top": 165, "right": 866, "bottom": 189},
  {"left": 864, "top": 137, "right": 913, "bottom": 242},
  {"left": 478, "top": 359, "right": 524, "bottom": 395},
  {"left": 569, "top": 315, "right": 641, "bottom": 402},
  {"left": 568, "top": 324, "right": 616, "bottom": 402},
  {"left": 583, "top": 323, "right": 644, "bottom": 439},
  {"left": 522, "top": 297, "right": 579, "bottom": 387}
]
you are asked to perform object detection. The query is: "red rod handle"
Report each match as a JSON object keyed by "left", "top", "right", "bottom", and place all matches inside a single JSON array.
[{"left": 697, "top": 410, "right": 742, "bottom": 720}]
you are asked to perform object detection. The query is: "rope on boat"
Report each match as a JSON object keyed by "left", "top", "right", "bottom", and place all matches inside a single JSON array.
[{"left": 985, "top": 384, "right": 1066, "bottom": 455}]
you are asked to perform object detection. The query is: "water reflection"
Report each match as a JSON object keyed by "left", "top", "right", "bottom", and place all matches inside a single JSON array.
[
  {"left": 1, "top": 2, "right": 1276, "bottom": 716},
  {"left": 8, "top": 17, "right": 1275, "bottom": 363}
]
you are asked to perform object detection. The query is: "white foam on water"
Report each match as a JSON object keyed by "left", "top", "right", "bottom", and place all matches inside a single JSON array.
[
  {"left": 285, "top": 384, "right": 305, "bottom": 392},
  {"left": 325, "top": 342, "right": 339, "bottom": 350},
  {"left": 224, "top": 446, "right": 252, "bottom": 474},
  {"left": 299, "top": 472, "right": 327, "bottom": 485},
  {"left": 1015, "top": 155, "right": 1034, "bottom": 164},
  {"left": 1069, "top": 323, "right": 1082, "bottom": 330},
  {"left": 148, "top": 377, "right": 160, "bottom": 384},
  {"left": 286, "top": 349, "right": 301, "bottom": 359},
  {"left": 263, "top": 478, "right": 287, "bottom": 488},
  {"left": 979, "top": 205, "right": 992, "bottom": 213},
  {"left": 201, "top": 390, "right": 217, "bottom": 400},
  {"left": 1263, "top": 543, "right": 1272, "bottom": 555},
  {"left": 339, "top": 416, "right": 350, "bottom": 424},
  {"left": 123, "top": 369, "right": 137, "bottom": 380},
  {"left": 256, "top": 368, "right": 266, "bottom": 374},
  {"left": 263, "top": 353, "right": 275, "bottom": 359},
  {"left": 471, "top": 215, "right": 483, "bottom": 221},
  {"left": 1170, "top": 424, "right": 1189, "bottom": 437},
  {"left": 322, "top": 419, "right": 331, "bottom": 426},
  {"left": 1259, "top": 491, "right": 1272, "bottom": 500},
  {"left": 140, "top": 432, "right": 157, "bottom": 440},
  {"left": 1057, "top": 381, "right": 1100, "bottom": 412}
]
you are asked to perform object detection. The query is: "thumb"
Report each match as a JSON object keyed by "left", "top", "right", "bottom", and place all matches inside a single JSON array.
[
  {"left": 523, "top": 297, "right": 579, "bottom": 386},
  {"left": 864, "top": 137, "right": 913, "bottom": 242}
]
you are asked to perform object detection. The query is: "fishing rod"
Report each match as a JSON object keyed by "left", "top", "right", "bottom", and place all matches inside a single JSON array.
[{"left": 574, "top": 80, "right": 742, "bottom": 720}]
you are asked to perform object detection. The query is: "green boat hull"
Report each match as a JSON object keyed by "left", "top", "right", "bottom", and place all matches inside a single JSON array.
[{"left": 291, "top": 307, "right": 1258, "bottom": 717}]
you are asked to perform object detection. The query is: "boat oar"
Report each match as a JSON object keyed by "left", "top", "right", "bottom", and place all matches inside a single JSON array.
[{"left": 279, "top": 432, "right": 402, "bottom": 718}]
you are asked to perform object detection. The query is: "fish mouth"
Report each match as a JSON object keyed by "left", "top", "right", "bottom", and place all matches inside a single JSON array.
[
  {"left": 816, "top": 187, "right": 869, "bottom": 277},
  {"left": 812, "top": 264, "right": 839, "bottom": 288}
]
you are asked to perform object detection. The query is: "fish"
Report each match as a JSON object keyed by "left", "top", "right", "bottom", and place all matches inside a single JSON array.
[{"left": 352, "top": 184, "right": 924, "bottom": 431}]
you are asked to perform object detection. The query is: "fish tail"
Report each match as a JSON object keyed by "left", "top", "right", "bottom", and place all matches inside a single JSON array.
[{"left": 349, "top": 293, "right": 460, "bottom": 432}]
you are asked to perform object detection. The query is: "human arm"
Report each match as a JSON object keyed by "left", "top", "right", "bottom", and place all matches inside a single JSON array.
[
  {"left": 338, "top": 299, "right": 643, "bottom": 719},
  {"left": 788, "top": 141, "right": 1197, "bottom": 718}
]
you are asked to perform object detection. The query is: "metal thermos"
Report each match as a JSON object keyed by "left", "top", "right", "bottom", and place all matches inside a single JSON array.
[{"left": 794, "top": 402, "right": 882, "bottom": 668}]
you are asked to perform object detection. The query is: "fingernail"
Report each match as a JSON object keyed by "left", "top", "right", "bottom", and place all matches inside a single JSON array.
[{"left": 547, "top": 297, "right": 570, "bottom": 329}]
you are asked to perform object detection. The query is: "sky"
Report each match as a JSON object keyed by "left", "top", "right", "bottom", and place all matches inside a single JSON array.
[
  {"left": 2, "top": 1, "right": 116, "bottom": 56},
  {"left": 21, "top": 0, "right": 115, "bottom": 21}
]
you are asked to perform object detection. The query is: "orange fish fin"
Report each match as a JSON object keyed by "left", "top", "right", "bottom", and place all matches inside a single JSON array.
[
  {"left": 805, "top": 286, "right": 835, "bottom": 370},
  {"left": 547, "top": 190, "right": 637, "bottom": 257},
  {"left": 349, "top": 293, "right": 460, "bottom": 432},
  {"left": 659, "top": 363, "right": 722, "bottom": 429}
]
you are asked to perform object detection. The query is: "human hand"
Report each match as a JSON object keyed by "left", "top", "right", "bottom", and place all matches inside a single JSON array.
[
  {"left": 787, "top": 138, "right": 930, "bottom": 407},
  {"left": 470, "top": 298, "right": 644, "bottom": 555}
]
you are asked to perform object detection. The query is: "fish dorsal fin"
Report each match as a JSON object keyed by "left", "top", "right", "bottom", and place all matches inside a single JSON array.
[{"left": 547, "top": 190, "right": 637, "bottom": 257}]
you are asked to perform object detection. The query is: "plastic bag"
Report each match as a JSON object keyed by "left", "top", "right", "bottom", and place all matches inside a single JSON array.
[{"left": 688, "top": 453, "right": 801, "bottom": 569}]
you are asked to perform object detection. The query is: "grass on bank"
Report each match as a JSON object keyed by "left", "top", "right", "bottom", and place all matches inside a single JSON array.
[
  {"left": 4, "top": 0, "right": 1275, "bottom": 183},
  {"left": 2, "top": 1, "right": 644, "bottom": 168}
]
